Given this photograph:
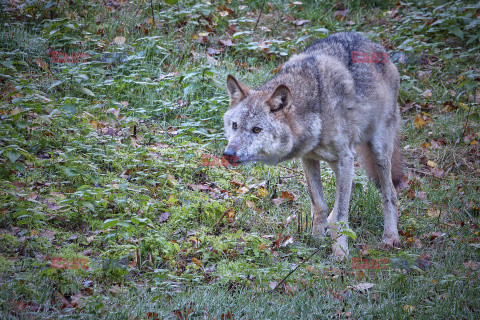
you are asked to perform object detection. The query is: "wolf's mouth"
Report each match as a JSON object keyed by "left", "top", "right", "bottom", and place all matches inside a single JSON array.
[{"left": 223, "top": 154, "right": 241, "bottom": 166}]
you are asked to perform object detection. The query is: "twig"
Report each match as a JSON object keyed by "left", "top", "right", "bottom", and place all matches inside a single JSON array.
[
  {"left": 279, "top": 173, "right": 304, "bottom": 180},
  {"left": 278, "top": 164, "right": 301, "bottom": 174},
  {"left": 214, "top": 209, "right": 229, "bottom": 227},
  {"left": 462, "top": 87, "right": 476, "bottom": 137},
  {"left": 305, "top": 210, "right": 308, "bottom": 234},
  {"left": 150, "top": 0, "right": 156, "bottom": 28},
  {"left": 411, "top": 168, "right": 433, "bottom": 176},
  {"left": 254, "top": 0, "right": 266, "bottom": 31},
  {"left": 269, "top": 246, "right": 322, "bottom": 294}
]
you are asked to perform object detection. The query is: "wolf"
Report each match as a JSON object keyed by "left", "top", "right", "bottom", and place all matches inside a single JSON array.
[{"left": 222, "top": 32, "right": 405, "bottom": 260}]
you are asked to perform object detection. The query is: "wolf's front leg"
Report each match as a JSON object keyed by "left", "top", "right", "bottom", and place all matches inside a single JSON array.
[
  {"left": 328, "top": 154, "right": 355, "bottom": 260},
  {"left": 301, "top": 158, "right": 329, "bottom": 238}
]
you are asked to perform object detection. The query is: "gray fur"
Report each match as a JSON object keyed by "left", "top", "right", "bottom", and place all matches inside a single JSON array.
[{"left": 223, "top": 32, "right": 404, "bottom": 260}]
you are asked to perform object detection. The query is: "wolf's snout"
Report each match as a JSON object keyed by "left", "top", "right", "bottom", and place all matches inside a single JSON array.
[
  {"left": 223, "top": 149, "right": 236, "bottom": 157},
  {"left": 223, "top": 149, "right": 240, "bottom": 166}
]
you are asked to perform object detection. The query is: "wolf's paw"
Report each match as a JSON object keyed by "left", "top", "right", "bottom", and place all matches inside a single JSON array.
[
  {"left": 332, "top": 236, "right": 349, "bottom": 261},
  {"left": 382, "top": 235, "right": 402, "bottom": 248}
]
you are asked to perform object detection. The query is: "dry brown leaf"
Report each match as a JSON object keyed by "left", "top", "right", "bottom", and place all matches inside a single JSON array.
[
  {"left": 404, "top": 305, "right": 415, "bottom": 312},
  {"left": 414, "top": 238, "right": 423, "bottom": 249},
  {"left": 109, "top": 285, "right": 122, "bottom": 294},
  {"left": 35, "top": 58, "right": 50, "bottom": 73},
  {"left": 281, "top": 191, "right": 294, "bottom": 201},
  {"left": 427, "top": 208, "right": 440, "bottom": 218},
  {"left": 192, "top": 257, "right": 201, "bottom": 267},
  {"left": 269, "top": 281, "right": 278, "bottom": 290},
  {"left": 426, "top": 160, "right": 437, "bottom": 168},
  {"left": 334, "top": 9, "right": 349, "bottom": 20},
  {"left": 422, "top": 89, "right": 433, "bottom": 98},
  {"left": 413, "top": 114, "right": 427, "bottom": 129},
  {"left": 113, "top": 36, "right": 126, "bottom": 45},
  {"left": 218, "top": 39, "right": 233, "bottom": 47},
  {"left": 430, "top": 167, "right": 445, "bottom": 179},
  {"left": 463, "top": 261, "right": 479, "bottom": 270}
]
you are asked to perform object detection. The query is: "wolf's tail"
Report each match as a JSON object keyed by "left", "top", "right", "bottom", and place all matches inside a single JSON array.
[{"left": 357, "top": 138, "right": 406, "bottom": 190}]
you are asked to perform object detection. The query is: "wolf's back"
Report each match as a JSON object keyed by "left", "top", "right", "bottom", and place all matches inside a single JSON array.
[{"left": 304, "top": 32, "right": 397, "bottom": 98}]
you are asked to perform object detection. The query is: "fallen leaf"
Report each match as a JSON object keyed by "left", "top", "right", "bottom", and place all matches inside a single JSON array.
[
  {"left": 109, "top": 285, "right": 122, "bottom": 294},
  {"left": 458, "top": 102, "right": 469, "bottom": 111},
  {"left": 417, "top": 191, "right": 427, "bottom": 199},
  {"left": 422, "top": 232, "right": 445, "bottom": 242},
  {"left": 35, "top": 58, "right": 50, "bottom": 73},
  {"left": 349, "top": 282, "right": 374, "bottom": 293},
  {"left": 281, "top": 191, "right": 294, "bottom": 201},
  {"left": 40, "top": 229, "right": 56, "bottom": 241},
  {"left": 418, "top": 70, "right": 431, "bottom": 80},
  {"left": 427, "top": 208, "right": 440, "bottom": 218},
  {"left": 188, "top": 184, "right": 211, "bottom": 192},
  {"left": 205, "top": 264, "right": 215, "bottom": 273},
  {"left": 11, "top": 300, "right": 27, "bottom": 313},
  {"left": 334, "top": 9, "right": 349, "bottom": 21},
  {"left": 269, "top": 281, "right": 278, "bottom": 290},
  {"left": 463, "top": 261, "right": 479, "bottom": 270},
  {"left": 281, "top": 236, "right": 294, "bottom": 247},
  {"left": 55, "top": 291, "right": 72, "bottom": 308},
  {"left": 422, "top": 89, "right": 432, "bottom": 98},
  {"left": 413, "top": 114, "right": 427, "bottom": 129},
  {"left": 167, "top": 174, "right": 178, "bottom": 186},
  {"left": 81, "top": 87, "right": 95, "bottom": 97},
  {"left": 218, "top": 39, "right": 233, "bottom": 47},
  {"left": 427, "top": 160, "right": 437, "bottom": 168},
  {"left": 430, "top": 167, "right": 445, "bottom": 179},
  {"left": 106, "top": 108, "right": 120, "bottom": 119},
  {"left": 414, "top": 238, "right": 423, "bottom": 249},
  {"left": 272, "top": 197, "right": 285, "bottom": 206},
  {"left": 158, "top": 212, "right": 170, "bottom": 223},
  {"left": 207, "top": 47, "right": 224, "bottom": 55},
  {"left": 113, "top": 36, "right": 126, "bottom": 45},
  {"left": 66, "top": 234, "right": 78, "bottom": 242},
  {"left": 404, "top": 305, "right": 415, "bottom": 312},
  {"left": 415, "top": 259, "right": 430, "bottom": 270},
  {"left": 146, "top": 312, "right": 159, "bottom": 320},
  {"left": 285, "top": 215, "right": 296, "bottom": 226},
  {"left": 257, "top": 187, "right": 268, "bottom": 197},
  {"left": 192, "top": 257, "right": 201, "bottom": 267}
]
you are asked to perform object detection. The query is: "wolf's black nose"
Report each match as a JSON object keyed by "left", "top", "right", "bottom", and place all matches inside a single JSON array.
[{"left": 223, "top": 150, "right": 236, "bottom": 158}]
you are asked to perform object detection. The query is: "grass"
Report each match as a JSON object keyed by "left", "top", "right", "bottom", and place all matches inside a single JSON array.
[{"left": 0, "top": 0, "right": 479, "bottom": 318}]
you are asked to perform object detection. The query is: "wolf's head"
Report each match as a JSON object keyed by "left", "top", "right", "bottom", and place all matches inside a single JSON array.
[{"left": 223, "top": 75, "right": 295, "bottom": 166}]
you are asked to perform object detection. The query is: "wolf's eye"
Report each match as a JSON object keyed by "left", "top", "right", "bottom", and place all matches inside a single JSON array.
[
  {"left": 252, "top": 127, "right": 262, "bottom": 134},
  {"left": 232, "top": 122, "right": 237, "bottom": 130}
]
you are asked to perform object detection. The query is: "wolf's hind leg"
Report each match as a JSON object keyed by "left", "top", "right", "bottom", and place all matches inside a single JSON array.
[
  {"left": 302, "top": 158, "right": 329, "bottom": 238},
  {"left": 368, "top": 138, "right": 401, "bottom": 247}
]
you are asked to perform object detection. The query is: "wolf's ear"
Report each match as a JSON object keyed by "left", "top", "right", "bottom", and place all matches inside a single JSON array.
[
  {"left": 227, "top": 75, "right": 250, "bottom": 108},
  {"left": 267, "top": 85, "right": 292, "bottom": 113}
]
